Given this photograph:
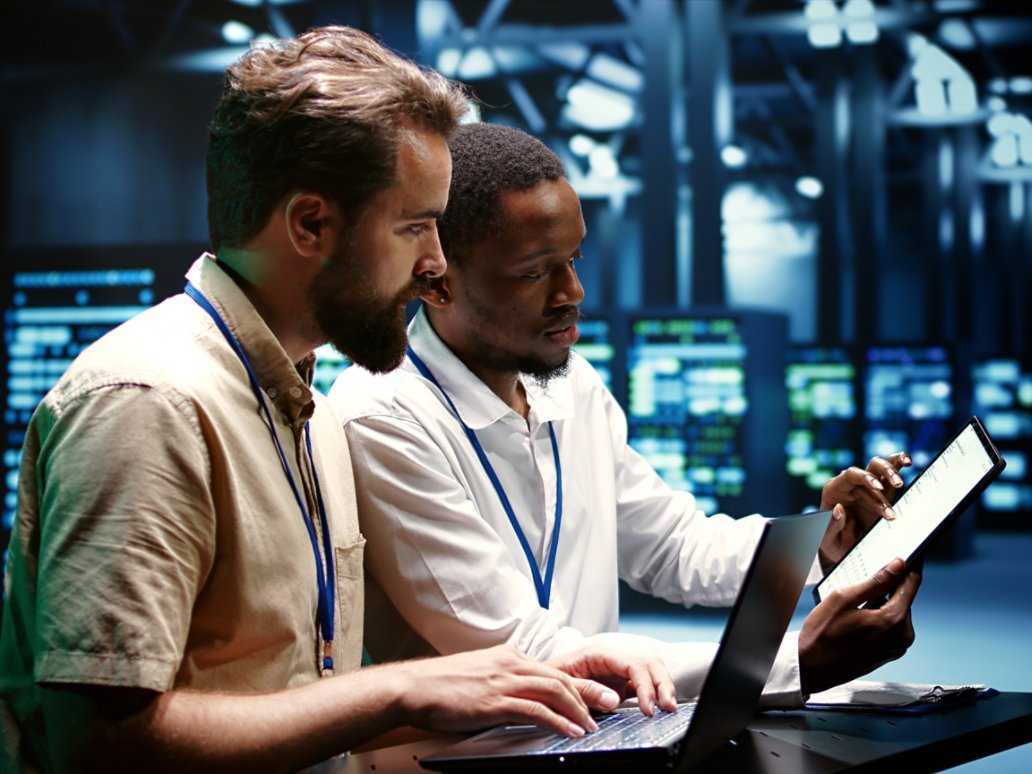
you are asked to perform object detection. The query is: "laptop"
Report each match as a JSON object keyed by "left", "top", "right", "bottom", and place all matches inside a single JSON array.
[{"left": 420, "top": 510, "right": 832, "bottom": 772}]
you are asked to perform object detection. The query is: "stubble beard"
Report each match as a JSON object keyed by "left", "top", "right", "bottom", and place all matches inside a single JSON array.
[{"left": 462, "top": 286, "right": 574, "bottom": 387}]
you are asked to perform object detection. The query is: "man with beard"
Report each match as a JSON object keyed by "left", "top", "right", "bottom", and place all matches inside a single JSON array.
[
  {"left": 0, "top": 29, "right": 675, "bottom": 774},
  {"left": 330, "top": 121, "right": 921, "bottom": 706}
]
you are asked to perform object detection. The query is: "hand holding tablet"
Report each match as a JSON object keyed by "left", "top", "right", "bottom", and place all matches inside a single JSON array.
[{"left": 815, "top": 417, "right": 1005, "bottom": 604}]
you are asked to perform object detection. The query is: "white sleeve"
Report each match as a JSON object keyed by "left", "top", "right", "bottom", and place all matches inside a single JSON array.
[{"left": 604, "top": 388, "right": 767, "bottom": 607}]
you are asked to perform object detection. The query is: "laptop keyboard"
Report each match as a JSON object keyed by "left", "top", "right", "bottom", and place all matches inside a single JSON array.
[{"left": 535, "top": 703, "right": 697, "bottom": 755}]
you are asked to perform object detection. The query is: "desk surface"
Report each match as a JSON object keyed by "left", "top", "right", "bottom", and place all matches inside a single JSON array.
[{"left": 314, "top": 691, "right": 1032, "bottom": 773}]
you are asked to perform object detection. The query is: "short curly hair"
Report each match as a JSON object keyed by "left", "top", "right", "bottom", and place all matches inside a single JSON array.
[
  {"left": 207, "top": 25, "right": 468, "bottom": 251},
  {"left": 438, "top": 122, "right": 566, "bottom": 264}
]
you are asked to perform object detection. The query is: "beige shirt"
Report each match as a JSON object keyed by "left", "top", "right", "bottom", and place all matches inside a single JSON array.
[{"left": 1, "top": 255, "right": 363, "bottom": 771}]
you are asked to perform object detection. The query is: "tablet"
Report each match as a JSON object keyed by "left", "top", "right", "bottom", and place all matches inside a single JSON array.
[{"left": 814, "top": 416, "right": 1005, "bottom": 604}]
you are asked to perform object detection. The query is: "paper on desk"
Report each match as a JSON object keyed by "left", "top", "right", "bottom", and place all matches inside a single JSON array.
[{"left": 807, "top": 680, "right": 987, "bottom": 707}]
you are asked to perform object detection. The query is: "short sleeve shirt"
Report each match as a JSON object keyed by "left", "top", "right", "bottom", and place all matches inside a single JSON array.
[{"left": 0, "top": 254, "right": 363, "bottom": 772}]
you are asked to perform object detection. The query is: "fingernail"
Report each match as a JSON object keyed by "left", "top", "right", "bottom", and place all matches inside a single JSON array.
[
  {"left": 569, "top": 723, "right": 587, "bottom": 738},
  {"left": 586, "top": 717, "right": 599, "bottom": 733},
  {"left": 887, "top": 558, "right": 905, "bottom": 574},
  {"left": 600, "top": 687, "right": 619, "bottom": 708},
  {"left": 867, "top": 475, "right": 884, "bottom": 491},
  {"left": 883, "top": 505, "right": 896, "bottom": 520}
]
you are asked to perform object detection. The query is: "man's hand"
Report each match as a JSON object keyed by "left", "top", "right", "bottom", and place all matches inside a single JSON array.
[
  {"left": 396, "top": 644, "right": 613, "bottom": 738},
  {"left": 798, "top": 558, "right": 921, "bottom": 695},
  {"left": 818, "top": 452, "right": 912, "bottom": 571},
  {"left": 548, "top": 645, "right": 678, "bottom": 716}
]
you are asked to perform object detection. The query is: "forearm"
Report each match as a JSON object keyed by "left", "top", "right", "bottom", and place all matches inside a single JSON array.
[{"left": 43, "top": 667, "right": 412, "bottom": 773}]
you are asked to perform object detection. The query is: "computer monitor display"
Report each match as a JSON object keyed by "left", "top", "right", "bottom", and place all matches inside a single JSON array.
[
  {"left": 572, "top": 313, "right": 615, "bottom": 393},
  {"left": 785, "top": 346, "right": 860, "bottom": 506},
  {"left": 624, "top": 311, "right": 787, "bottom": 516},
  {"left": 971, "top": 359, "right": 1032, "bottom": 525},
  {"left": 863, "top": 345, "right": 954, "bottom": 484}
]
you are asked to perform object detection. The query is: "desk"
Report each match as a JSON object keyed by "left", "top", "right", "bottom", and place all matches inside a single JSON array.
[{"left": 312, "top": 692, "right": 1032, "bottom": 773}]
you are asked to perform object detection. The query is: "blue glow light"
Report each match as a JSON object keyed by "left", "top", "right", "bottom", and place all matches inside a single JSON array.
[
  {"left": 221, "top": 21, "right": 254, "bottom": 46},
  {"left": 795, "top": 176, "right": 824, "bottom": 199},
  {"left": 720, "top": 144, "right": 748, "bottom": 169}
]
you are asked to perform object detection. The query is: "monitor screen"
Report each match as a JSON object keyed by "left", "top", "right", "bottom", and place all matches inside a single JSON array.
[
  {"left": 626, "top": 316, "right": 747, "bottom": 514},
  {"left": 971, "top": 359, "right": 1032, "bottom": 524},
  {"left": 785, "top": 346, "right": 860, "bottom": 506},
  {"left": 863, "top": 345, "right": 954, "bottom": 484},
  {"left": 572, "top": 312, "right": 615, "bottom": 393}
]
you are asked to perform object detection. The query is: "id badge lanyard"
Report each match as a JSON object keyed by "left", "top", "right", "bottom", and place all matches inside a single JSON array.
[
  {"left": 186, "top": 281, "right": 337, "bottom": 675},
  {"left": 406, "top": 345, "right": 563, "bottom": 609}
]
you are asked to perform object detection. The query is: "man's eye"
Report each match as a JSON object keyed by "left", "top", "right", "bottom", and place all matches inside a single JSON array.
[{"left": 521, "top": 273, "right": 544, "bottom": 281}]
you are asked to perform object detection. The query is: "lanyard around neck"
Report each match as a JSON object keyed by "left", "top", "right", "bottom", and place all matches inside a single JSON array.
[
  {"left": 406, "top": 344, "right": 563, "bottom": 609},
  {"left": 185, "top": 281, "right": 337, "bottom": 674}
]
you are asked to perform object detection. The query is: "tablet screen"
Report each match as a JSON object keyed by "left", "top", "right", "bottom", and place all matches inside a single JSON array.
[{"left": 816, "top": 420, "right": 1000, "bottom": 602}]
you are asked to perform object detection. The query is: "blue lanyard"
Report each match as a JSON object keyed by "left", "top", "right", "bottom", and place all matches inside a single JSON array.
[
  {"left": 185, "top": 281, "right": 337, "bottom": 674},
  {"left": 406, "top": 345, "right": 563, "bottom": 609}
]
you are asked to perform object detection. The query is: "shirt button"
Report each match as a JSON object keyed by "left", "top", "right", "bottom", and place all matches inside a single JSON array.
[
  {"left": 266, "top": 387, "right": 278, "bottom": 398},
  {"left": 288, "top": 386, "right": 303, "bottom": 399}
]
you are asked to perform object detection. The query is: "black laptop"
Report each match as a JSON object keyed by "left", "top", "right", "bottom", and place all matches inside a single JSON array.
[{"left": 420, "top": 510, "right": 832, "bottom": 772}]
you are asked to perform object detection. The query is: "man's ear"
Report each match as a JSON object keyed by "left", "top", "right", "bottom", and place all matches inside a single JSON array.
[
  {"left": 421, "top": 273, "right": 453, "bottom": 308},
  {"left": 284, "top": 192, "right": 340, "bottom": 258}
]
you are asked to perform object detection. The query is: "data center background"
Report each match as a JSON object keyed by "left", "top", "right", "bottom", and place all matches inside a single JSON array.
[{"left": 4, "top": 1, "right": 1032, "bottom": 587}]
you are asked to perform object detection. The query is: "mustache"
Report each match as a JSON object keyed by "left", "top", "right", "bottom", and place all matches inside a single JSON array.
[
  {"left": 406, "top": 273, "right": 434, "bottom": 301},
  {"left": 546, "top": 306, "right": 583, "bottom": 327}
]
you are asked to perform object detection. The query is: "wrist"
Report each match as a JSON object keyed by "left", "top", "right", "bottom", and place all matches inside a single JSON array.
[{"left": 381, "top": 660, "right": 422, "bottom": 727}]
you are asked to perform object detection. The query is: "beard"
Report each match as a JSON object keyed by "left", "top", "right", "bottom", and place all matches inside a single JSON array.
[
  {"left": 308, "top": 245, "right": 430, "bottom": 374},
  {"left": 462, "top": 285, "right": 576, "bottom": 386},
  {"left": 526, "top": 356, "right": 571, "bottom": 388}
]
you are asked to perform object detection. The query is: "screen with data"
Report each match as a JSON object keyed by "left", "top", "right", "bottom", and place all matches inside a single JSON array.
[
  {"left": 815, "top": 417, "right": 1004, "bottom": 602},
  {"left": 625, "top": 315, "right": 749, "bottom": 515},
  {"left": 571, "top": 313, "right": 615, "bottom": 393},
  {"left": 785, "top": 345, "right": 859, "bottom": 504},
  {"left": 971, "top": 359, "right": 1032, "bottom": 525},
  {"left": 863, "top": 345, "right": 954, "bottom": 486}
]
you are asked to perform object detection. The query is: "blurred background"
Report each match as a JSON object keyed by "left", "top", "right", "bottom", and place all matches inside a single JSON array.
[{"left": 3, "top": 1, "right": 1032, "bottom": 767}]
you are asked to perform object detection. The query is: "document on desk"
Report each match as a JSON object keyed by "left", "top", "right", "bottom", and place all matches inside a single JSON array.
[{"left": 801, "top": 680, "right": 997, "bottom": 714}]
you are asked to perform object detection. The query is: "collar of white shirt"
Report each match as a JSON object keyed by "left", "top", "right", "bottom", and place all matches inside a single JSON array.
[{"left": 406, "top": 306, "right": 576, "bottom": 431}]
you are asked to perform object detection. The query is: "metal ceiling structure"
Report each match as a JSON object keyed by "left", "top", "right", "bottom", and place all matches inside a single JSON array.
[{"left": 5, "top": 0, "right": 1032, "bottom": 346}]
